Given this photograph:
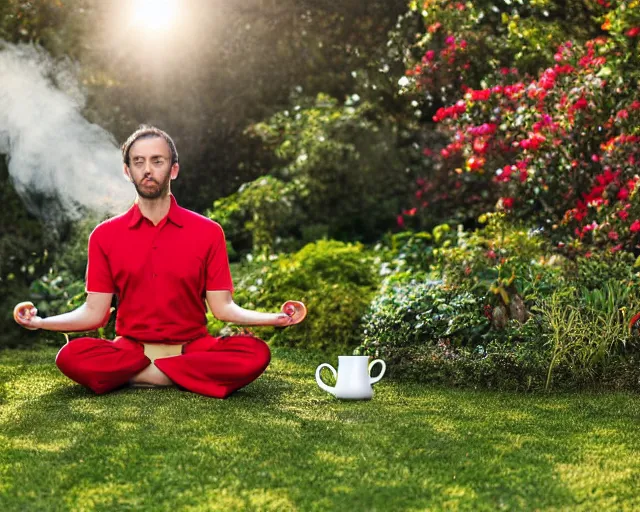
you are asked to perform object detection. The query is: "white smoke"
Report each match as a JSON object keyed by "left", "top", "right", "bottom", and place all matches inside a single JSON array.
[{"left": 0, "top": 42, "right": 136, "bottom": 225}]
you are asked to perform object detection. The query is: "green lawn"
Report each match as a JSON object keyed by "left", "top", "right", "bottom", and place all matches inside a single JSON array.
[{"left": 0, "top": 346, "right": 638, "bottom": 511}]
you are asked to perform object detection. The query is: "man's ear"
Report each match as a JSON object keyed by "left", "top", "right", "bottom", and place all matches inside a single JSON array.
[
  {"left": 170, "top": 163, "right": 180, "bottom": 180},
  {"left": 123, "top": 164, "right": 133, "bottom": 182}
]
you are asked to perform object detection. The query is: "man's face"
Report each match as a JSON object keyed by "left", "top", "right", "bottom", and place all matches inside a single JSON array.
[{"left": 125, "top": 137, "right": 178, "bottom": 199}]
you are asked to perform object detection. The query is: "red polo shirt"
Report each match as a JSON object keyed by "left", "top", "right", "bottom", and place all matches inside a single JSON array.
[{"left": 85, "top": 194, "right": 234, "bottom": 342}]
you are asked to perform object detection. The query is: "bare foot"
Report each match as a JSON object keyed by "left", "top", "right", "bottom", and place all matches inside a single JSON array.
[{"left": 129, "top": 363, "right": 174, "bottom": 387}]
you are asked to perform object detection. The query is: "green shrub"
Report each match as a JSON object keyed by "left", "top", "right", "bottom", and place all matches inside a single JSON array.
[
  {"left": 432, "top": 214, "right": 566, "bottom": 309},
  {"left": 370, "top": 337, "right": 549, "bottom": 392},
  {"left": 208, "top": 93, "right": 416, "bottom": 257},
  {"left": 356, "top": 217, "right": 640, "bottom": 390},
  {"left": 27, "top": 215, "right": 116, "bottom": 341},
  {"left": 0, "top": 158, "right": 50, "bottom": 347},
  {"left": 214, "top": 240, "right": 381, "bottom": 355},
  {"left": 207, "top": 175, "right": 304, "bottom": 258},
  {"left": 565, "top": 250, "right": 640, "bottom": 291}
]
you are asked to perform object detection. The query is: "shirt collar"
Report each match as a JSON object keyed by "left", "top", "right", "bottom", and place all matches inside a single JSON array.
[{"left": 127, "top": 194, "right": 184, "bottom": 229}]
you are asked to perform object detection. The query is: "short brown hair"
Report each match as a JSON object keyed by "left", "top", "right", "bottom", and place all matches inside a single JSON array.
[{"left": 121, "top": 125, "right": 179, "bottom": 166}]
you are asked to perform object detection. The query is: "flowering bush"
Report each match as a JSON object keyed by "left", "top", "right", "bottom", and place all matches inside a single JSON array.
[
  {"left": 355, "top": 218, "right": 640, "bottom": 390},
  {"left": 399, "top": 0, "right": 606, "bottom": 107},
  {"left": 398, "top": 1, "right": 640, "bottom": 255}
]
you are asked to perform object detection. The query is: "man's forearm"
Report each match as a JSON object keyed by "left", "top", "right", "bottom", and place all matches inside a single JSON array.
[
  {"left": 215, "top": 302, "right": 283, "bottom": 326},
  {"left": 38, "top": 303, "right": 107, "bottom": 332}
]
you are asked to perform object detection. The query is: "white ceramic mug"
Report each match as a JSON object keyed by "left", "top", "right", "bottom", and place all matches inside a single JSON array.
[{"left": 315, "top": 355, "right": 386, "bottom": 400}]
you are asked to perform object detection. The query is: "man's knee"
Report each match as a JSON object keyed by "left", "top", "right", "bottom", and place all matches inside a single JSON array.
[
  {"left": 55, "top": 338, "right": 127, "bottom": 395},
  {"left": 225, "top": 334, "right": 271, "bottom": 375},
  {"left": 55, "top": 342, "right": 75, "bottom": 377},
  {"left": 247, "top": 336, "right": 271, "bottom": 374}
]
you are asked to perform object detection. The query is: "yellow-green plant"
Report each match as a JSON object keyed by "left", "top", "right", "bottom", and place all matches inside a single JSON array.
[{"left": 534, "top": 282, "right": 640, "bottom": 390}]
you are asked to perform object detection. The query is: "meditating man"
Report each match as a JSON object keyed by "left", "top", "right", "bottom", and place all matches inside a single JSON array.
[{"left": 13, "top": 125, "right": 306, "bottom": 398}]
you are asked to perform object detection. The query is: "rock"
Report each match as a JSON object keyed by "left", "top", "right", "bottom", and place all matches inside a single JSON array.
[
  {"left": 492, "top": 304, "right": 508, "bottom": 330},
  {"left": 509, "top": 294, "right": 528, "bottom": 323}
]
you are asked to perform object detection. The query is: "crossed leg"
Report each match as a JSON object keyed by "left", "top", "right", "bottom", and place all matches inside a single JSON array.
[{"left": 55, "top": 334, "right": 271, "bottom": 398}]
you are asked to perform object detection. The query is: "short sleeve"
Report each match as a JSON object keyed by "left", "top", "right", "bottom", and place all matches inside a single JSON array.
[
  {"left": 206, "top": 224, "right": 234, "bottom": 292},
  {"left": 85, "top": 227, "right": 116, "bottom": 293}
]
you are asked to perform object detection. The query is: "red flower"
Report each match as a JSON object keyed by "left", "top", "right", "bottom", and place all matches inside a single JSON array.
[
  {"left": 467, "top": 123, "right": 497, "bottom": 136},
  {"left": 495, "top": 165, "right": 513, "bottom": 183},
  {"left": 617, "top": 187, "right": 629, "bottom": 201},
  {"left": 501, "top": 197, "right": 514, "bottom": 209},
  {"left": 428, "top": 22, "right": 441, "bottom": 34},
  {"left": 618, "top": 210, "right": 629, "bottom": 221},
  {"left": 466, "top": 89, "right": 491, "bottom": 101},
  {"left": 608, "top": 231, "right": 619, "bottom": 241},
  {"left": 467, "top": 156, "right": 485, "bottom": 170},
  {"left": 397, "top": 215, "right": 405, "bottom": 228},
  {"left": 539, "top": 68, "right": 556, "bottom": 89},
  {"left": 574, "top": 97, "right": 588, "bottom": 110},
  {"left": 626, "top": 27, "right": 640, "bottom": 38},
  {"left": 473, "top": 138, "right": 488, "bottom": 154},
  {"left": 629, "top": 311, "right": 640, "bottom": 330},
  {"left": 630, "top": 220, "right": 640, "bottom": 233},
  {"left": 519, "top": 133, "right": 546, "bottom": 151}
]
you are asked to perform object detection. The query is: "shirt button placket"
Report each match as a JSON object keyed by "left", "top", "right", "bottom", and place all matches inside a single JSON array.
[
  {"left": 153, "top": 225, "right": 167, "bottom": 336},
  {"left": 151, "top": 234, "right": 159, "bottom": 281}
]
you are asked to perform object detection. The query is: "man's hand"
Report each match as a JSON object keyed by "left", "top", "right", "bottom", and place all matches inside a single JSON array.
[
  {"left": 275, "top": 301, "right": 307, "bottom": 327},
  {"left": 13, "top": 301, "right": 42, "bottom": 331}
]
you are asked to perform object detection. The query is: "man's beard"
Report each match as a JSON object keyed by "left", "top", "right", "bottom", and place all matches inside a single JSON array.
[{"left": 134, "top": 176, "right": 170, "bottom": 199}]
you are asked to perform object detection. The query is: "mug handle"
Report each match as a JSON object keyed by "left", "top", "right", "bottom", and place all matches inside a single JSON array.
[
  {"left": 369, "top": 359, "right": 386, "bottom": 385},
  {"left": 315, "top": 363, "right": 337, "bottom": 395}
]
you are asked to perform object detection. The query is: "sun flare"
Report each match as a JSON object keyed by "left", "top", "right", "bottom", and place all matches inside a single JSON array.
[{"left": 131, "top": 0, "right": 178, "bottom": 31}]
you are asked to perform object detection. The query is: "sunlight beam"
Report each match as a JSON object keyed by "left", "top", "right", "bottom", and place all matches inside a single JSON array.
[{"left": 131, "top": 0, "right": 178, "bottom": 31}]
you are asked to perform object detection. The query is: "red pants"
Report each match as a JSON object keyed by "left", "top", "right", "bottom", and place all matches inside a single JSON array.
[{"left": 55, "top": 334, "right": 271, "bottom": 398}]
